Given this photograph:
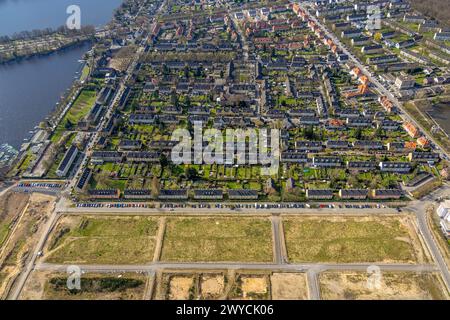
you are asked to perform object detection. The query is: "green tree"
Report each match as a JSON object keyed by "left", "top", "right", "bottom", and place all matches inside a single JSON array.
[{"left": 185, "top": 167, "right": 198, "bottom": 181}]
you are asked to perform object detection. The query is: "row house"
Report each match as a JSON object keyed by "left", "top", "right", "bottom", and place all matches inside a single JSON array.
[
  {"left": 312, "top": 156, "right": 342, "bottom": 168},
  {"left": 228, "top": 189, "right": 259, "bottom": 200},
  {"left": 346, "top": 117, "right": 373, "bottom": 128},
  {"left": 125, "top": 152, "right": 160, "bottom": 163},
  {"left": 88, "top": 189, "right": 120, "bottom": 200},
  {"left": 158, "top": 189, "right": 188, "bottom": 200},
  {"left": 347, "top": 161, "right": 378, "bottom": 172},
  {"left": 377, "top": 119, "right": 400, "bottom": 131},
  {"left": 194, "top": 189, "right": 224, "bottom": 200},
  {"left": 339, "top": 189, "right": 368, "bottom": 200},
  {"left": 129, "top": 114, "right": 157, "bottom": 125},
  {"left": 371, "top": 189, "right": 402, "bottom": 200},
  {"left": 91, "top": 151, "right": 123, "bottom": 164},
  {"left": 124, "top": 189, "right": 152, "bottom": 200},
  {"left": 408, "top": 151, "right": 440, "bottom": 163},
  {"left": 281, "top": 151, "right": 308, "bottom": 163},
  {"left": 295, "top": 141, "right": 323, "bottom": 152},
  {"left": 118, "top": 140, "right": 142, "bottom": 151},
  {"left": 379, "top": 162, "right": 412, "bottom": 173},
  {"left": 326, "top": 140, "right": 350, "bottom": 150},
  {"left": 353, "top": 140, "right": 384, "bottom": 151},
  {"left": 306, "top": 189, "right": 334, "bottom": 200}
]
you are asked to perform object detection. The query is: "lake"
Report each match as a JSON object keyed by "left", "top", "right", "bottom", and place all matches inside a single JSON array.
[
  {"left": 0, "top": 0, "right": 122, "bottom": 149},
  {"left": 0, "top": 0, "right": 123, "bottom": 36}
]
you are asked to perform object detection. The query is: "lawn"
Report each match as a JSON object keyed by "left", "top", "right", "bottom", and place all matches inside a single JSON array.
[
  {"left": 161, "top": 217, "right": 273, "bottom": 262},
  {"left": 284, "top": 216, "right": 426, "bottom": 263},
  {"left": 64, "top": 90, "right": 97, "bottom": 124},
  {"left": 44, "top": 216, "right": 159, "bottom": 264},
  {"left": 51, "top": 90, "right": 97, "bottom": 142}
]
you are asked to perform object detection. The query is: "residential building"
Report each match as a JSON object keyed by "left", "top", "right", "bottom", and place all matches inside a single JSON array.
[
  {"left": 194, "top": 189, "right": 224, "bottom": 200},
  {"left": 295, "top": 141, "right": 323, "bottom": 152},
  {"left": 306, "top": 189, "right": 334, "bottom": 200},
  {"left": 371, "top": 189, "right": 402, "bottom": 200},
  {"left": 88, "top": 189, "right": 120, "bottom": 200},
  {"left": 403, "top": 122, "right": 420, "bottom": 138},
  {"left": 75, "top": 168, "right": 92, "bottom": 192},
  {"left": 347, "top": 161, "right": 377, "bottom": 172},
  {"left": 158, "top": 189, "right": 188, "bottom": 200},
  {"left": 312, "top": 157, "right": 342, "bottom": 168},
  {"left": 124, "top": 189, "right": 152, "bottom": 199},
  {"left": 395, "top": 75, "right": 415, "bottom": 90},
  {"left": 228, "top": 189, "right": 258, "bottom": 200},
  {"left": 56, "top": 145, "right": 79, "bottom": 177},
  {"left": 339, "top": 189, "right": 368, "bottom": 200},
  {"left": 379, "top": 162, "right": 412, "bottom": 173},
  {"left": 408, "top": 152, "right": 440, "bottom": 163}
]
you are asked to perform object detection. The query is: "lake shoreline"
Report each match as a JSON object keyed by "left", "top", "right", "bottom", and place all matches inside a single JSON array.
[{"left": 0, "top": 38, "right": 94, "bottom": 65}]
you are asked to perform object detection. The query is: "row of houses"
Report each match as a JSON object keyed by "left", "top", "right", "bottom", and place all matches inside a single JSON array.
[
  {"left": 281, "top": 153, "right": 439, "bottom": 171},
  {"left": 88, "top": 188, "right": 259, "bottom": 200},
  {"left": 306, "top": 188, "right": 402, "bottom": 200},
  {"left": 87, "top": 187, "right": 403, "bottom": 201},
  {"left": 290, "top": 137, "right": 436, "bottom": 155}
]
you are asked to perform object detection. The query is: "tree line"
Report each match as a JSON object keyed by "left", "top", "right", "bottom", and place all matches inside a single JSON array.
[{"left": 0, "top": 25, "right": 96, "bottom": 44}]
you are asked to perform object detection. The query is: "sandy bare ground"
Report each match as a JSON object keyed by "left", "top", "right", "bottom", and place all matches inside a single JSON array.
[
  {"left": 200, "top": 274, "right": 225, "bottom": 299},
  {"left": 0, "top": 193, "right": 56, "bottom": 299},
  {"left": 271, "top": 273, "right": 309, "bottom": 300},
  {"left": 168, "top": 275, "right": 195, "bottom": 300},
  {"left": 231, "top": 274, "right": 270, "bottom": 300},
  {"left": 319, "top": 271, "right": 449, "bottom": 300}
]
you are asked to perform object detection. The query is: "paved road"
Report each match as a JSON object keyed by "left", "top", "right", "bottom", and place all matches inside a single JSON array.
[
  {"left": 307, "top": 270, "right": 321, "bottom": 300},
  {"left": 35, "top": 262, "right": 438, "bottom": 273},
  {"left": 0, "top": 183, "right": 17, "bottom": 198},
  {"left": 297, "top": 2, "right": 450, "bottom": 160},
  {"left": 271, "top": 216, "right": 285, "bottom": 265},
  {"left": 407, "top": 194, "right": 450, "bottom": 291},
  {"left": 35, "top": 261, "right": 437, "bottom": 301},
  {"left": 8, "top": 209, "right": 59, "bottom": 300},
  {"left": 63, "top": 206, "right": 399, "bottom": 215},
  {"left": 402, "top": 185, "right": 450, "bottom": 291}
]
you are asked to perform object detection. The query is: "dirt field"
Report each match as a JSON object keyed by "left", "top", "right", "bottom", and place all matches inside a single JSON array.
[
  {"left": 0, "top": 193, "right": 55, "bottom": 299},
  {"left": 155, "top": 271, "right": 228, "bottom": 300},
  {"left": 0, "top": 191, "right": 30, "bottom": 248},
  {"left": 161, "top": 217, "right": 273, "bottom": 262},
  {"left": 20, "top": 271, "right": 148, "bottom": 300},
  {"left": 231, "top": 274, "right": 270, "bottom": 300},
  {"left": 43, "top": 215, "right": 160, "bottom": 264},
  {"left": 168, "top": 275, "right": 195, "bottom": 300},
  {"left": 200, "top": 274, "right": 225, "bottom": 299},
  {"left": 271, "top": 273, "right": 309, "bottom": 300},
  {"left": 319, "top": 271, "right": 449, "bottom": 300},
  {"left": 154, "top": 270, "right": 311, "bottom": 300},
  {"left": 283, "top": 215, "right": 429, "bottom": 264}
]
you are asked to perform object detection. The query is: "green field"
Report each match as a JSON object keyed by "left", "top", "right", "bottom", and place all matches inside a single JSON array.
[
  {"left": 44, "top": 216, "right": 159, "bottom": 264},
  {"left": 284, "top": 216, "right": 426, "bottom": 263},
  {"left": 51, "top": 90, "right": 97, "bottom": 142},
  {"left": 161, "top": 217, "right": 273, "bottom": 262}
]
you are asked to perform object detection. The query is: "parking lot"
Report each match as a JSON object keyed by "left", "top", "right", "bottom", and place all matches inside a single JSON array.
[
  {"left": 74, "top": 201, "right": 398, "bottom": 211},
  {"left": 15, "top": 182, "right": 65, "bottom": 194}
]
